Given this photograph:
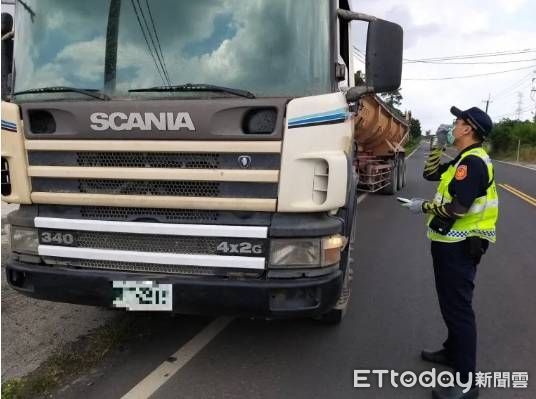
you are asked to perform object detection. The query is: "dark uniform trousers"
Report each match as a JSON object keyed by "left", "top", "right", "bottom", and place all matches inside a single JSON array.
[{"left": 431, "top": 239, "right": 486, "bottom": 382}]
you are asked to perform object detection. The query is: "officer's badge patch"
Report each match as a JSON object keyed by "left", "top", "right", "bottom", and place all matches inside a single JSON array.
[{"left": 455, "top": 165, "right": 468, "bottom": 180}]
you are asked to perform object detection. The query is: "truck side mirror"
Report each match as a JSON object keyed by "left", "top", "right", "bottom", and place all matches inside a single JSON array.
[
  {"left": 1, "top": 12, "right": 14, "bottom": 101},
  {"left": 365, "top": 19, "right": 403, "bottom": 93},
  {"left": 338, "top": 10, "right": 403, "bottom": 102}
]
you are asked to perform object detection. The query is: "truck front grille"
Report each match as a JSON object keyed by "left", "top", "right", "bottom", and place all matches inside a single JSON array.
[
  {"left": 43, "top": 230, "right": 265, "bottom": 256},
  {"left": 36, "top": 217, "right": 268, "bottom": 277},
  {"left": 32, "top": 178, "right": 276, "bottom": 198},
  {"left": 78, "top": 179, "right": 220, "bottom": 197},
  {"left": 76, "top": 152, "right": 220, "bottom": 169},
  {"left": 26, "top": 141, "right": 281, "bottom": 211},
  {"left": 28, "top": 151, "right": 280, "bottom": 170},
  {"left": 79, "top": 206, "right": 220, "bottom": 223},
  {"left": 42, "top": 257, "right": 263, "bottom": 278}
]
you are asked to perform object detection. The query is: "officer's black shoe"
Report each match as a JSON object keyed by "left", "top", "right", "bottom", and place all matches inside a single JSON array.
[
  {"left": 421, "top": 349, "right": 454, "bottom": 367},
  {"left": 432, "top": 386, "right": 479, "bottom": 399}
]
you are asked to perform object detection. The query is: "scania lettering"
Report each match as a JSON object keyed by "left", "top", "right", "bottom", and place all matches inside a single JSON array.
[
  {"left": 89, "top": 112, "right": 196, "bottom": 131},
  {"left": 1, "top": 0, "right": 407, "bottom": 324}
]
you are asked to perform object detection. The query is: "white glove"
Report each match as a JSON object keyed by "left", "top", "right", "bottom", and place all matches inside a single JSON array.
[{"left": 401, "top": 198, "right": 426, "bottom": 214}]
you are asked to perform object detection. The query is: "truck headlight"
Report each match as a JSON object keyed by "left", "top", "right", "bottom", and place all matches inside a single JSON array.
[
  {"left": 269, "top": 235, "right": 346, "bottom": 268},
  {"left": 10, "top": 226, "right": 39, "bottom": 254}
]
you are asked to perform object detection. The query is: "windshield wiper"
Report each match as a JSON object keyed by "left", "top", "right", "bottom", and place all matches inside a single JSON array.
[
  {"left": 13, "top": 86, "right": 110, "bottom": 101},
  {"left": 129, "top": 83, "right": 256, "bottom": 99}
]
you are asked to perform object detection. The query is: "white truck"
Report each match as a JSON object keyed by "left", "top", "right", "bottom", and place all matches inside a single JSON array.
[{"left": 1, "top": 0, "right": 403, "bottom": 323}]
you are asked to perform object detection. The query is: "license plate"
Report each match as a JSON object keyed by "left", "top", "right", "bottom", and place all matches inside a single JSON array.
[{"left": 112, "top": 281, "right": 172, "bottom": 311}]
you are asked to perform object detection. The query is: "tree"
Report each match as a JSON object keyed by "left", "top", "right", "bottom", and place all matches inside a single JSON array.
[
  {"left": 380, "top": 89, "right": 403, "bottom": 109},
  {"left": 409, "top": 117, "right": 422, "bottom": 139},
  {"left": 489, "top": 119, "right": 536, "bottom": 154}
]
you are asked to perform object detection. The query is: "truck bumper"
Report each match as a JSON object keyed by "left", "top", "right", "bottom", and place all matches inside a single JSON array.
[{"left": 5, "top": 259, "right": 343, "bottom": 318}]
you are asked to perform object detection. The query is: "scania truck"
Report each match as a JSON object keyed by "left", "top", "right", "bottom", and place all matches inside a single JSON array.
[{"left": 1, "top": 0, "right": 404, "bottom": 323}]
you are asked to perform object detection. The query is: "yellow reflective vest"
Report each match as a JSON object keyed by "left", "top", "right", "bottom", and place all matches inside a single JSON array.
[{"left": 427, "top": 147, "right": 498, "bottom": 243}]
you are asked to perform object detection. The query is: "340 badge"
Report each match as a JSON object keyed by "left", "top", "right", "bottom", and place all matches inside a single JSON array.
[{"left": 39, "top": 230, "right": 76, "bottom": 246}]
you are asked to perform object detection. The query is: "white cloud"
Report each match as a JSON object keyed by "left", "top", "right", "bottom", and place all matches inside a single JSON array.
[
  {"left": 351, "top": 0, "right": 536, "bottom": 131},
  {"left": 57, "top": 37, "right": 105, "bottom": 82},
  {"left": 494, "top": 0, "right": 528, "bottom": 14},
  {"left": 13, "top": 0, "right": 536, "bottom": 128}
]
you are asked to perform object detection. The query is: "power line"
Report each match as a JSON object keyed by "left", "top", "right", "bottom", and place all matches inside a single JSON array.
[
  {"left": 144, "top": 0, "right": 171, "bottom": 83},
  {"left": 353, "top": 47, "right": 365, "bottom": 59},
  {"left": 494, "top": 105, "right": 533, "bottom": 120},
  {"left": 352, "top": 50, "right": 365, "bottom": 63},
  {"left": 130, "top": 0, "right": 167, "bottom": 86},
  {"left": 353, "top": 46, "right": 536, "bottom": 64},
  {"left": 135, "top": 0, "right": 171, "bottom": 85},
  {"left": 492, "top": 80, "right": 533, "bottom": 103},
  {"left": 403, "top": 64, "right": 536, "bottom": 81},
  {"left": 491, "top": 71, "right": 534, "bottom": 98},
  {"left": 143, "top": 0, "right": 172, "bottom": 85},
  {"left": 404, "top": 49, "right": 536, "bottom": 62},
  {"left": 404, "top": 58, "right": 536, "bottom": 65}
]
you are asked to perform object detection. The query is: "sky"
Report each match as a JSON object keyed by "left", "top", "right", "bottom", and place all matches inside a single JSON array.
[
  {"left": 3, "top": 0, "right": 536, "bottom": 132},
  {"left": 350, "top": 0, "right": 536, "bottom": 133},
  {"left": 11, "top": 0, "right": 333, "bottom": 98}
]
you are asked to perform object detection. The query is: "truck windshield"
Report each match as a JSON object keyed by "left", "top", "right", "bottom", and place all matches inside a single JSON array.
[{"left": 13, "top": 0, "right": 332, "bottom": 100}]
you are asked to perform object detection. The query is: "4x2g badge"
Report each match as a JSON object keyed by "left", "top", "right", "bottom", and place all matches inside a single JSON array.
[{"left": 216, "top": 241, "right": 264, "bottom": 255}]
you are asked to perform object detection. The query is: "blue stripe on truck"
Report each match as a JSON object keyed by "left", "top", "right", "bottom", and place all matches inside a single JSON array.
[{"left": 288, "top": 108, "right": 349, "bottom": 128}]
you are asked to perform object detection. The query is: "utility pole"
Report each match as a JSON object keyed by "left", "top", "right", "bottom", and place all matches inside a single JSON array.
[
  {"left": 531, "top": 77, "right": 536, "bottom": 123},
  {"left": 482, "top": 93, "right": 492, "bottom": 113},
  {"left": 515, "top": 92, "right": 524, "bottom": 120},
  {"left": 104, "top": 0, "right": 121, "bottom": 94}
]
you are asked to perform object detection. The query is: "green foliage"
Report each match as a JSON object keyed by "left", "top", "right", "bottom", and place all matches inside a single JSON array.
[
  {"left": 405, "top": 136, "right": 422, "bottom": 154},
  {"left": 489, "top": 119, "right": 536, "bottom": 160},
  {"left": 380, "top": 89, "right": 403, "bottom": 109},
  {"left": 2, "top": 380, "right": 24, "bottom": 399},
  {"left": 409, "top": 117, "right": 422, "bottom": 139},
  {"left": 379, "top": 88, "right": 422, "bottom": 141}
]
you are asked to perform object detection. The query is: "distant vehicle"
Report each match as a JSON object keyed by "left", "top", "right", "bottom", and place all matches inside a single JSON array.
[{"left": 431, "top": 124, "right": 450, "bottom": 150}]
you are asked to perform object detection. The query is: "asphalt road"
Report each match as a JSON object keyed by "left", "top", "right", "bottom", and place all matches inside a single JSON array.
[{"left": 19, "top": 144, "right": 536, "bottom": 398}]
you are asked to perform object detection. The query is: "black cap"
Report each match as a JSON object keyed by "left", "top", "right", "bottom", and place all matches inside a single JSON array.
[{"left": 450, "top": 106, "right": 493, "bottom": 138}]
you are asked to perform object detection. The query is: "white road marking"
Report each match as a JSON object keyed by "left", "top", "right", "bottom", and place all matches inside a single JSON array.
[
  {"left": 494, "top": 159, "right": 536, "bottom": 171},
  {"left": 121, "top": 317, "right": 233, "bottom": 399},
  {"left": 439, "top": 151, "right": 536, "bottom": 173},
  {"left": 406, "top": 142, "right": 422, "bottom": 159},
  {"left": 356, "top": 193, "right": 368, "bottom": 205}
]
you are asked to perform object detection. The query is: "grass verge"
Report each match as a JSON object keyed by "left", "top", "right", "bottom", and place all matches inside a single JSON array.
[
  {"left": 1, "top": 314, "right": 135, "bottom": 399},
  {"left": 405, "top": 137, "right": 422, "bottom": 154},
  {"left": 491, "top": 146, "right": 536, "bottom": 163}
]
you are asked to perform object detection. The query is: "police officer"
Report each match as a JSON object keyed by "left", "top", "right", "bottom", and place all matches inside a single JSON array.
[{"left": 401, "top": 106, "right": 498, "bottom": 399}]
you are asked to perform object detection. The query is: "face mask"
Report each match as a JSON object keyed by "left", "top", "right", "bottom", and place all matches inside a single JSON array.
[{"left": 447, "top": 126, "right": 455, "bottom": 145}]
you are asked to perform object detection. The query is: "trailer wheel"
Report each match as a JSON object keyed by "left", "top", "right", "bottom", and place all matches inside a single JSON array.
[
  {"left": 316, "top": 206, "right": 356, "bottom": 325},
  {"left": 380, "top": 160, "right": 398, "bottom": 195},
  {"left": 396, "top": 159, "right": 403, "bottom": 191},
  {"left": 398, "top": 158, "right": 406, "bottom": 189},
  {"left": 401, "top": 159, "right": 407, "bottom": 188}
]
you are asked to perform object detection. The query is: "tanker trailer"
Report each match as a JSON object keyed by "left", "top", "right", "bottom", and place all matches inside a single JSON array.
[{"left": 354, "top": 95, "right": 410, "bottom": 194}]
